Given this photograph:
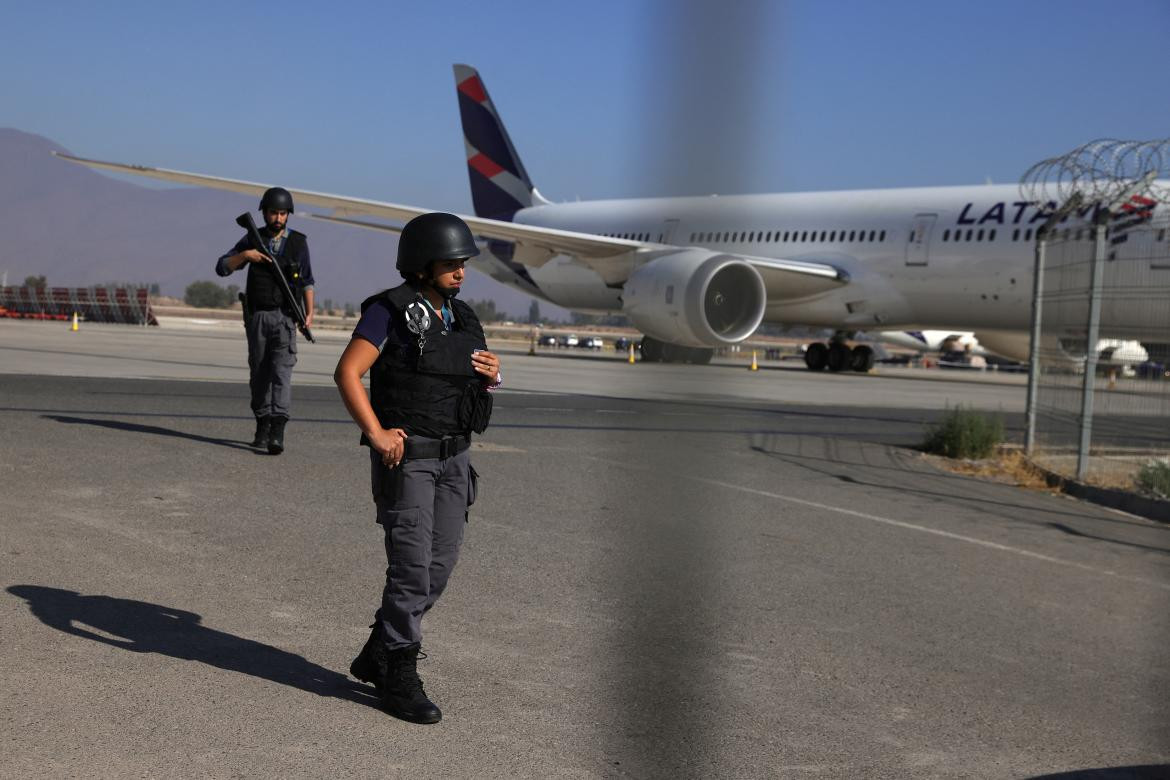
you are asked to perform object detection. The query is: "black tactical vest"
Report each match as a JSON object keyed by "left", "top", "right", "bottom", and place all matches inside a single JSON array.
[
  {"left": 245, "top": 229, "right": 307, "bottom": 311},
  {"left": 364, "top": 283, "right": 489, "bottom": 439}
]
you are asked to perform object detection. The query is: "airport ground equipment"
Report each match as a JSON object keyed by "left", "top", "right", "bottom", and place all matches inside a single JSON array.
[{"left": 234, "top": 212, "right": 314, "bottom": 343}]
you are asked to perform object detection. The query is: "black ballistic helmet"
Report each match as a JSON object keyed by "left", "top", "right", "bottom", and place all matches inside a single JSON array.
[
  {"left": 396, "top": 212, "right": 479, "bottom": 274},
  {"left": 259, "top": 187, "right": 295, "bottom": 213}
]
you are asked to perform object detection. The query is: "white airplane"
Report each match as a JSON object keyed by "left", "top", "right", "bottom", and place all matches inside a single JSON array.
[
  {"left": 874, "top": 330, "right": 1149, "bottom": 371},
  {"left": 55, "top": 64, "right": 1169, "bottom": 372}
]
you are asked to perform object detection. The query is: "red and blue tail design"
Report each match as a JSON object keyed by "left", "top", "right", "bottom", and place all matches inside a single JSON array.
[{"left": 454, "top": 64, "right": 546, "bottom": 222}]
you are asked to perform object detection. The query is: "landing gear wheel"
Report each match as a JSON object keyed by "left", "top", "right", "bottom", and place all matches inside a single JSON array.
[
  {"left": 850, "top": 345, "right": 875, "bottom": 372},
  {"left": 805, "top": 342, "right": 828, "bottom": 371},
  {"left": 827, "top": 342, "right": 852, "bottom": 372}
]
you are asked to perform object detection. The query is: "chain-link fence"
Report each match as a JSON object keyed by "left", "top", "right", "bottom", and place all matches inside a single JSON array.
[{"left": 1027, "top": 214, "right": 1170, "bottom": 487}]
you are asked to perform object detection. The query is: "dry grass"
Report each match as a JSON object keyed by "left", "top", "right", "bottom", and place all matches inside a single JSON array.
[{"left": 926, "top": 446, "right": 1059, "bottom": 492}]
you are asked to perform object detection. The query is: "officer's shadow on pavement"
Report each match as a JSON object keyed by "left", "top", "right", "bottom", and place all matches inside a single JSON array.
[
  {"left": 7, "top": 585, "right": 379, "bottom": 710},
  {"left": 42, "top": 414, "right": 259, "bottom": 453}
]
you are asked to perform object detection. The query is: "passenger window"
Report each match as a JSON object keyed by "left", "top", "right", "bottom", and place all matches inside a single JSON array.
[
  {"left": 879, "top": 230, "right": 886, "bottom": 241},
  {"left": 1012, "top": 229, "right": 1019, "bottom": 241},
  {"left": 977, "top": 229, "right": 984, "bottom": 241},
  {"left": 942, "top": 229, "right": 949, "bottom": 241},
  {"left": 1025, "top": 229, "right": 1033, "bottom": 241},
  {"left": 989, "top": 229, "right": 996, "bottom": 241}
]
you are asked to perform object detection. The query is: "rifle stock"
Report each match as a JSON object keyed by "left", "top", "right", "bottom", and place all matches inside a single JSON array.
[{"left": 234, "top": 212, "right": 315, "bottom": 343}]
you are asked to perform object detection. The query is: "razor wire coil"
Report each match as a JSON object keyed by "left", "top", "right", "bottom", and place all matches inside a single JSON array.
[{"left": 1020, "top": 138, "right": 1170, "bottom": 208}]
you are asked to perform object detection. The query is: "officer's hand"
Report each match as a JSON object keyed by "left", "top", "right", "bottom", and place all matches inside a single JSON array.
[
  {"left": 241, "top": 249, "right": 270, "bottom": 264},
  {"left": 371, "top": 427, "right": 407, "bottom": 468},
  {"left": 471, "top": 349, "right": 500, "bottom": 379},
  {"left": 304, "top": 311, "right": 314, "bottom": 328}
]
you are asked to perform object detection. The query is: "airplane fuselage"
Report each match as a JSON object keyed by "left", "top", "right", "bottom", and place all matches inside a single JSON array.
[{"left": 480, "top": 183, "right": 1165, "bottom": 338}]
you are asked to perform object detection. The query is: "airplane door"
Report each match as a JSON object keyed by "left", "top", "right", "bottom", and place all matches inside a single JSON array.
[
  {"left": 905, "top": 213, "right": 937, "bottom": 266},
  {"left": 660, "top": 218, "right": 680, "bottom": 245}
]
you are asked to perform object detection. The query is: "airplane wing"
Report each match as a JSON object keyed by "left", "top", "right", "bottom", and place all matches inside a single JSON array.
[
  {"left": 54, "top": 151, "right": 848, "bottom": 299},
  {"left": 308, "top": 212, "right": 848, "bottom": 299}
]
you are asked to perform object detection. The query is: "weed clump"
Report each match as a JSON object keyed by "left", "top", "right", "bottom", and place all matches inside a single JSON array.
[
  {"left": 922, "top": 406, "right": 1004, "bottom": 460},
  {"left": 1136, "top": 459, "right": 1170, "bottom": 499}
]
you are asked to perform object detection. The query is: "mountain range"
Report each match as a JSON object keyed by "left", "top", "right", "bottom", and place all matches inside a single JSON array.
[{"left": 0, "top": 128, "right": 559, "bottom": 317}]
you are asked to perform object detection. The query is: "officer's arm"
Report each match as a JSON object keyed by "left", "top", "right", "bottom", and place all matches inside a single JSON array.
[
  {"left": 220, "top": 248, "right": 268, "bottom": 273},
  {"left": 302, "top": 286, "right": 315, "bottom": 327},
  {"left": 333, "top": 338, "right": 405, "bottom": 459}
]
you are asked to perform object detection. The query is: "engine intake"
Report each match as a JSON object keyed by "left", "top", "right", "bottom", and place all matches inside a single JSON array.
[{"left": 622, "top": 250, "right": 766, "bottom": 347}]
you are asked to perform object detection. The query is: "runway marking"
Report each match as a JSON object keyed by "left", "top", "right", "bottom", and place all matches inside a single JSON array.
[
  {"left": 593, "top": 455, "right": 1169, "bottom": 591},
  {"left": 695, "top": 476, "right": 1170, "bottom": 591}
]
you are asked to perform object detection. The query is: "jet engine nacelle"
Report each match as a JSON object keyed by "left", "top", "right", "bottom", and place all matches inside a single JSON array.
[{"left": 621, "top": 249, "right": 766, "bottom": 348}]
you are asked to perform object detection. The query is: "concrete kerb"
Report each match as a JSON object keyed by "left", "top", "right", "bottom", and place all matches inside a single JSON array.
[{"left": 1028, "top": 459, "right": 1170, "bottom": 524}]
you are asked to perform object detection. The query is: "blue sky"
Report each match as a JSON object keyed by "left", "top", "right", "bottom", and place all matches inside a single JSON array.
[{"left": 3, "top": 0, "right": 1169, "bottom": 212}]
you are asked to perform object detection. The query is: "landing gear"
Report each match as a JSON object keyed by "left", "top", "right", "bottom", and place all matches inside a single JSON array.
[
  {"left": 639, "top": 336, "right": 714, "bottom": 364},
  {"left": 826, "top": 342, "right": 852, "bottom": 372},
  {"left": 850, "top": 345, "right": 875, "bottom": 372},
  {"left": 803, "top": 337, "right": 874, "bottom": 373},
  {"left": 804, "top": 342, "right": 828, "bottom": 371}
]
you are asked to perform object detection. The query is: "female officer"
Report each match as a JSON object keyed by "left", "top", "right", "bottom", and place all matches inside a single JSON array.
[{"left": 334, "top": 212, "right": 500, "bottom": 724}]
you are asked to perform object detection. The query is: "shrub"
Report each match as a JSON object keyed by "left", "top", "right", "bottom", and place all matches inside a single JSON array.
[
  {"left": 184, "top": 281, "right": 239, "bottom": 308},
  {"left": 1136, "top": 459, "right": 1170, "bottom": 499},
  {"left": 922, "top": 406, "right": 1004, "bottom": 459}
]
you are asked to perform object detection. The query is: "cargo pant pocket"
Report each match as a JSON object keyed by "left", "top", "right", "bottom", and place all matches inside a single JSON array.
[{"left": 467, "top": 464, "right": 478, "bottom": 508}]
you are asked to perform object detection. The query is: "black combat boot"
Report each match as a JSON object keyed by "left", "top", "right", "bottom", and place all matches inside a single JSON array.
[
  {"left": 267, "top": 416, "right": 287, "bottom": 455},
  {"left": 251, "top": 416, "right": 271, "bottom": 449},
  {"left": 349, "top": 623, "right": 382, "bottom": 690},
  {"left": 376, "top": 643, "right": 441, "bottom": 724}
]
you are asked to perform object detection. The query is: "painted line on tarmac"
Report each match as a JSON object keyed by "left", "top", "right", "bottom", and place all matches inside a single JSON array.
[
  {"left": 592, "top": 454, "right": 1168, "bottom": 591},
  {"left": 696, "top": 476, "right": 1170, "bottom": 592}
]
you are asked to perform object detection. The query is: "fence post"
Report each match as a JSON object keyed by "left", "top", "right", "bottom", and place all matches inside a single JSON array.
[
  {"left": 1076, "top": 211, "right": 1108, "bottom": 480},
  {"left": 1026, "top": 193, "right": 1083, "bottom": 456}
]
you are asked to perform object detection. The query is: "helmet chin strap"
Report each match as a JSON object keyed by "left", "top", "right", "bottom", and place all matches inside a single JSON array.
[{"left": 420, "top": 268, "right": 459, "bottom": 300}]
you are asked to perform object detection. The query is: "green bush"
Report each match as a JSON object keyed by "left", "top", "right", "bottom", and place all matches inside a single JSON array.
[
  {"left": 922, "top": 406, "right": 1004, "bottom": 459},
  {"left": 184, "top": 281, "right": 239, "bottom": 308},
  {"left": 1136, "top": 459, "right": 1170, "bottom": 499}
]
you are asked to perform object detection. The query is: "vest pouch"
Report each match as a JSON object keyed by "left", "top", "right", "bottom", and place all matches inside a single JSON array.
[
  {"left": 416, "top": 330, "right": 480, "bottom": 377},
  {"left": 459, "top": 383, "right": 493, "bottom": 434}
]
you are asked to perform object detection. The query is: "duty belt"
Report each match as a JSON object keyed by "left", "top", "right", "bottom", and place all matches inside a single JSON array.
[{"left": 403, "top": 434, "right": 470, "bottom": 460}]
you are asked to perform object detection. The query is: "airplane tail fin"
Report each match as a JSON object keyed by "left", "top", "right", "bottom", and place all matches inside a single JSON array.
[{"left": 454, "top": 64, "right": 549, "bottom": 221}]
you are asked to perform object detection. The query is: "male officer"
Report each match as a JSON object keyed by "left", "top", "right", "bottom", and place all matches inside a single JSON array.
[
  {"left": 217, "top": 187, "right": 315, "bottom": 454},
  {"left": 333, "top": 212, "right": 500, "bottom": 724}
]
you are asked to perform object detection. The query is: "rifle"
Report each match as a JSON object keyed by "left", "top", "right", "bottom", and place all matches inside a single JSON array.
[{"left": 235, "top": 212, "right": 315, "bottom": 343}]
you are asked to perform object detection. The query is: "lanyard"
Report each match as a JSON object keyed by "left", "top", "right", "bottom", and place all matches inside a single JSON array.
[{"left": 421, "top": 296, "right": 453, "bottom": 328}]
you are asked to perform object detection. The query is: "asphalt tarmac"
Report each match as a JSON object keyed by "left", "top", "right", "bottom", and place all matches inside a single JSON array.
[{"left": 2, "top": 320, "right": 1168, "bottom": 779}]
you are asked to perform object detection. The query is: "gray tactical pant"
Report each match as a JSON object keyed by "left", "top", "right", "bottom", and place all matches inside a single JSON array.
[
  {"left": 370, "top": 445, "right": 476, "bottom": 649},
  {"left": 245, "top": 309, "right": 297, "bottom": 419}
]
